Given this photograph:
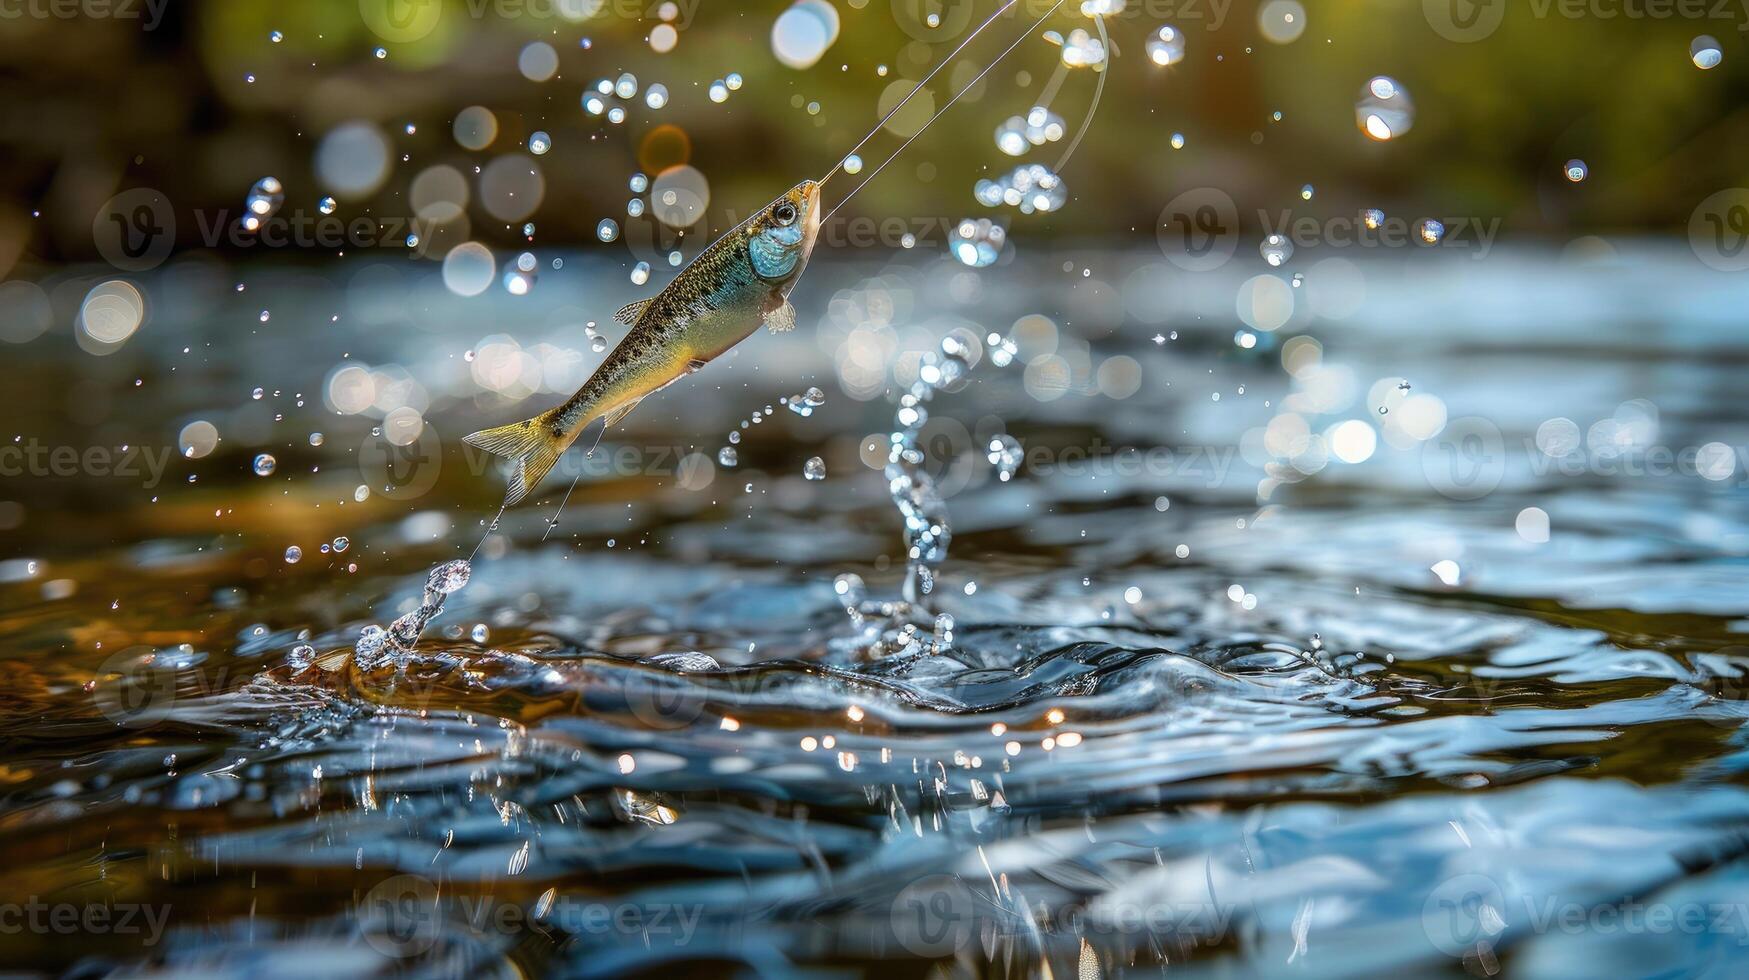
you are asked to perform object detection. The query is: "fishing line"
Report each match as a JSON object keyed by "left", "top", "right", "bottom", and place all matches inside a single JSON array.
[
  {"left": 462, "top": 416, "right": 609, "bottom": 560},
  {"left": 468, "top": 505, "right": 506, "bottom": 562},
  {"left": 819, "top": 0, "right": 1024, "bottom": 188},
  {"left": 540, "top": 418, "right": 609, "bottom": 541},
  {"left": 826, "top": 0, "right": 1069, "bottom": 223}
]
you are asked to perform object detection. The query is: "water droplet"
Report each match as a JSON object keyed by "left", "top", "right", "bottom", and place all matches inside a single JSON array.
[
  {"left": 950, "top": 218, "right": 1006, "bottom": 267},
  {"left": 332, "top": 536, "right": 349, "bottom": 552},
  {"left": 284, "top": 545, "right": 302, "bottom": 564},
  {"left": 717, "top": 446, "right": 738, "bottom": 467},
  {"left": 1260, "top": 234, "right": 1293, "bottom": 266},
  {"left": 528, "top": 131, "right": 551, "bottom": 155},
  {"left": 1356, "top": 76, "right": 1413, "bottom": 141},
  {"left": 987, "top": 434, "right": 1023, "bottom": 481},
  {"left": 252, "top": 453, "right": 276, "bottom": 476},
  {"left": 1692, "top": 35, "right": 1723, "bottom": 70},
  {"left": 245, "top": 176, "right": 284, "bottom": 223},
  {"left": 1563, "top": 159, "right": 1588, "bottom": 183},
  {"left": 318, "top": 196, "right": 337, "bottom": 215},
  {"left": 803, "top": 456, "right": 826, "bottom": 480},
  {"left": 988, "top": 334, "right": 1018, "bottom": 367},
  {"left": 833, "top": 573, "right": 866, "bottom": 609},
  {"left": 428, "top": 559, "right": 471, "bottom": 595},
  {"left": 1146, "top": 24, "right": 1185, "bottom": 66},
  {"left": 270, "top": 30, "right": 284, "bottom": 43},
  {"left": 596, "top": 218, "right": 620, "bottom": 242},
  {"left": 630, "top": 262, "right": 651, "bottom": 285}
]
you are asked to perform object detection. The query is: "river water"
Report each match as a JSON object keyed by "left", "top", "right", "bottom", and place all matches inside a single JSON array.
[{"left": 3, "top": 243, "right": 1748, "bottom": 977}]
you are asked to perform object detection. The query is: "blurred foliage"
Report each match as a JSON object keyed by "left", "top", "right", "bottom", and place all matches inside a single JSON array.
[{"left": 4, "top": 0, "right": 1749, "bottom": 268}]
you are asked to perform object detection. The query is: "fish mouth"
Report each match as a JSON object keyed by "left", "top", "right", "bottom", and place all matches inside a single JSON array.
[{"left": 803, "top": 182, "right": 823, "bottom": 237}]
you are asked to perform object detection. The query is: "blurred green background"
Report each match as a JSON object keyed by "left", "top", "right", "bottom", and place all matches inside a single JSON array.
[{"left": 4, "top": 0, "right": 1749, "bottom": 276}]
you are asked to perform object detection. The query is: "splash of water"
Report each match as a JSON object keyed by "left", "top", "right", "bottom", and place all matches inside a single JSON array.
[
  {"left": 352, "top": 559, "right": 472, "bottom": 669},
  {"left": 885, "top": 338, "right": 980, "bottom": 601}
]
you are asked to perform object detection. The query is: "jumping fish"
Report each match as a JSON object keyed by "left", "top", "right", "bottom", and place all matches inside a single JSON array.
[
  {"left": 464, "top": 0, "right": 1064, "bottom": 508},
  {"left": 464, "top": 180, "right": 823, "bottom": 505}
]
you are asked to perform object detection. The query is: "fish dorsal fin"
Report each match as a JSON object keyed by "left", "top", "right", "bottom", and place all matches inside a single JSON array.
[
  {"left": 615, "top": 299, "right": 652, "bottom": 326},
  {"left": 765, "top": 301, "right": 797, "bottom": 334}
]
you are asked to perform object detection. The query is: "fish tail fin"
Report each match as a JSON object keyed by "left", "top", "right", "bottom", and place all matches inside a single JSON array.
[{"left": 463, "top": 408, "right": 572, "bottom": 508}]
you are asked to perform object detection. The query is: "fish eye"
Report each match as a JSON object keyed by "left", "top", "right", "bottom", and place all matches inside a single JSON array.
[{"left": 773, "top": 201, "right": 798, "bottom": 226}]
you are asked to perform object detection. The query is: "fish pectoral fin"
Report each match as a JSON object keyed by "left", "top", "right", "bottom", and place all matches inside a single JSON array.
[
  {"left": 601, "top": 398, "right": 643, "bottom": 428},
  {"left": 764, "top": 301, "right": 797, "bottom": 334},
  {"left": 614, "top": 299, "right": 653, "bottom": 326}
]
